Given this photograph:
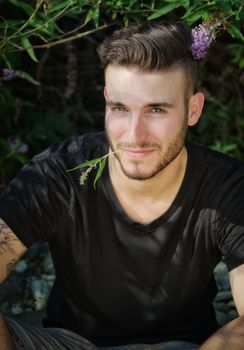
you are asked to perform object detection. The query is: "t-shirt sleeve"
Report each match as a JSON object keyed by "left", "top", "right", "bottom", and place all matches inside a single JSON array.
[
  {"left": 215, "top": 167, "right": 244, "bottom": 271},
  {"left": 0, "top": 151, "right": 71, "bottom": 247}
]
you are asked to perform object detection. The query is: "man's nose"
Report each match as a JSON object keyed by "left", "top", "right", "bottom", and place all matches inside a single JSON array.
[{"left": 127, "top": 113, "right": 148, "bottom": 144}]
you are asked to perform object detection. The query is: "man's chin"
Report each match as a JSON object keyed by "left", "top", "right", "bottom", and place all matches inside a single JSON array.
[{"left": 119, "top": 165, "right": 164, "bottom": 181}]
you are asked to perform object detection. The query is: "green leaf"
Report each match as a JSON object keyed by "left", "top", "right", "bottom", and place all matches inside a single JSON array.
[
  {"left": 211, "top": 142, "right": 237, "bottom": 155},
  {"left": 14, "top": 153, "right": 28, "bottom": 165},
  {"left": 2, "top": 54, "right": 12, "bottom": 69},
  {"left": 237, "top": 8, "right": 244, "bottom": 20},
  {"left": 0, "top": 19, "right": 25, "bottom": 30},
  {"left": 182, "top": 3, "right": 213, "bottom": 24},
  {"left": 92, "top": 6, "right": 100, "bottom": 28},
  {"left": 228, "top": 43, "right": 244, "bottom": 69},
  {"left": 30, "top": 20, "right": 50, "bottom": 35},
  {"left": 45, "top": 21, "right": 64, "bottom": 36},
  {"left": 85, "top": 6, "right": 100, "bottom": 27},
  {"left": 181, "top": 3, "right": 198, "bottom": 19},
  {"left": 148, "top": 2, "right": 181, "bottom": 20},
  {"left": 93, "top": 157, "right": 106, "bottom": 189},
  {"left": 21, "top": 37, "right": 39, "bottom": 62},
  {"left": 181, "top": 0, "right": 190, "bottom": 9},
  {"left": 77, "top": 0, "right": 87, "bottom": 10},
  {"left": 67, "top": 158, "right": 102, "bottom": 172},
  {"left": 215, "top": 0, "right": 232, "bottom": 11},
  {"left": 47, "top": 0, "right": 73, "bottom": 13},
  {"left": 202, "top": 11, "right": 211, "bottom": 21},
  {"left": 182, "top": 10, "right": 205, "bottom": 24},
  {"left": 9, "top": 0, "right": 34, "bottom": 16},
  {"left": 127, "top": 0, "right": 138, "bottom": 9},
  {"left": 228, "top": 24, "right": 244, "bottom": 42}
]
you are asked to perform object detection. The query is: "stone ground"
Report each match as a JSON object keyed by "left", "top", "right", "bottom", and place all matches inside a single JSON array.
[{"left": 0, "top": 242, "right": 238, "bottom": 328}]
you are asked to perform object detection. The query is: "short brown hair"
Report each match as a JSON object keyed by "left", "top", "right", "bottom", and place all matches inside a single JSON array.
[{"left": 98, "top": 22, "right": 198, "bottom": 96}]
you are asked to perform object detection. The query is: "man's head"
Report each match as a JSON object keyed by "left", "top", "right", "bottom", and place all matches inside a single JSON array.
[
  {"left": 98, "top": 22, "right": 204, "bottom": 181},
  {"left": 98, "top": 21, "right": 199, "bottom": 98}
]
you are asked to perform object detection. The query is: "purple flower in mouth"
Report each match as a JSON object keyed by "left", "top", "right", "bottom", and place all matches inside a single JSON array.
[{"left": 191, "top": 23, "right": 217, "bottom": 60}]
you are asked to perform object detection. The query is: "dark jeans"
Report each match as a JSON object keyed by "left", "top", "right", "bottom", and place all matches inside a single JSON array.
[{"left": 6, "top": 317, "right": 200, "bottom": 350}]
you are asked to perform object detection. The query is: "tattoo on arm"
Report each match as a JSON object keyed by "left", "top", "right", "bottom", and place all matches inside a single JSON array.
[
  {"left": 6, "top": 258, "right": 18, "bottom": 275},
  {"left": 0, "top": 221, "right": 24, "bottom": 255}
]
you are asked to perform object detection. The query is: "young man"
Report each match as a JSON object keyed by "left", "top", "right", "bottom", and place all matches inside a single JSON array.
[{"left": 0, "top": 22, "right": 244, "bottom": 350}]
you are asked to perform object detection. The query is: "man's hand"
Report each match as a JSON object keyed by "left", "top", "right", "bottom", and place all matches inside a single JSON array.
[
  {"left": 199, "top": 314, "right": 244, "bottom": 350},
  {"left": 199, "top": 264, "right": 244, "bottom": 350}
]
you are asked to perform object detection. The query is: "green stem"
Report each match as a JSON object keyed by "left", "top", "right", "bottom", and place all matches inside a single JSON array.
[
  {"left": 20, "top": 2, "right": 76, "bottom": 38},
  {"left": 7, "top": 2, "right": 43, "bottom": 42},
  {"left": 8, "top": 24, "right": 109, "bottom": 52}
]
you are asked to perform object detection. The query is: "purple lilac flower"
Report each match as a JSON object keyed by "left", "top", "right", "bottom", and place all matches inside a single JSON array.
[
  {"left": 191, "top": 23, "right": 216, "bottom": 60},
  {"left": 8, "top": 136, "right": 29, "bottom": 154},
  {"left": 2, "top": 68, "right": 17, "bottom": 81},
  {"left": 0, "top": 68, "right": 18, "bottom": 85}
]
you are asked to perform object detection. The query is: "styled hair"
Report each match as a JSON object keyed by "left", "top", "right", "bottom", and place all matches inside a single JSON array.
[{"left": 98, "top": 22, "right": 198, "bottom": 96}]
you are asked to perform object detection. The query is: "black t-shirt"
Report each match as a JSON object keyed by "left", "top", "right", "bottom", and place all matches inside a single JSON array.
[{"left": 1, "top": 132, "right": 244, "bottom": 346}]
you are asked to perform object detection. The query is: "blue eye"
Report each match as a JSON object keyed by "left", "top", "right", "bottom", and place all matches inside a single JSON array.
[
  {"left": 152, "top": 107, "right": 165, "bottom": 113},
  {"left": 112, "top": 106, "right": 126, "bottom": 112}
]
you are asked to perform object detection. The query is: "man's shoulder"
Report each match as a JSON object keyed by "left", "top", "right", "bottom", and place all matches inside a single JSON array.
[
  {"left": 187, "top": 142, "right": 244, "bottom": 200},
  {"left": 34, "top": 131, "right": 107, "bottom": 163},
  {"left": 187, "top": 141, "right": 243, "bottom": 171}
]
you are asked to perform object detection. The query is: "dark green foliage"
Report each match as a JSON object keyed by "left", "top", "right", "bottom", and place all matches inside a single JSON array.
[{"left": 0, "top": 85, "right": 76, "bottom": 187}]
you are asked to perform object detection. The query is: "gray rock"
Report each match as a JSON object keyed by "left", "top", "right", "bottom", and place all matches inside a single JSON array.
[
  {"left": 215, "top": 310, "right": 231, "bottom": 326},
  {"left": 214, "top": 261, "right": 231, "bottom": 291},
  {"left": 14, "top": 260, "right": 28, "bottom": 273},
  {"left": 42, "top": 252, "right": 55, "bottom": 275},
  {"left": 11, "top": 303, "right": 24, "bottom": 314},
  {"left": 214, "top": 290, "right": 233, "bottom": 302}
]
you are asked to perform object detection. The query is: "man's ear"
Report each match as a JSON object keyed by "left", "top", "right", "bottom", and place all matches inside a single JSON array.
[
  {"left": 188, "top": 92, "right": 205, "bottom": 126},
  {"left": 104, "top": 86, "right": 108, "bottom": 99}
]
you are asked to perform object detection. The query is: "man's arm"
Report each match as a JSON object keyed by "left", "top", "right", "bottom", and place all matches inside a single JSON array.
[
  {"left": 0, "top": 218, "right": 27, "bottom": 283},
  {"left": 229, "top": 264, "right": 244, "bottom": 315},
  {"left": 199, "top": 314, "right": 244, "bottom": 350},
  {"left": 0, "top": 218, "right": 27, "bottom": 349},
  {"left": 199, "top": 264, "right": 244, "bottom": 350}
]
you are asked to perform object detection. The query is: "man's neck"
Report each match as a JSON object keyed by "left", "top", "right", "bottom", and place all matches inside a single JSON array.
[{"left": 108, "top": 147, "right": 188, "bottom": 224}]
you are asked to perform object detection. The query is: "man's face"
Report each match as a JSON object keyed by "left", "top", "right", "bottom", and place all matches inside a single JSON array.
[{"left": 104, "top": 65, "right": 193, "bottom": 181}]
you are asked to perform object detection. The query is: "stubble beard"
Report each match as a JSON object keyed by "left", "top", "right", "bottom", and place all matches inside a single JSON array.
[{"left": 106, "top": 121, "right": 188, "bottom": 181}]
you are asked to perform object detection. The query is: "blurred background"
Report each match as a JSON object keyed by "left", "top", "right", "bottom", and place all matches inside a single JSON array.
[{"left": 0, "top": 0, "right": 243, "bottom": 325}]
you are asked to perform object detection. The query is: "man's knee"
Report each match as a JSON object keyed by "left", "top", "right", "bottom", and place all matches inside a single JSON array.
[{"left": 0, "top": 311, "right": 23, "bottom": 350}]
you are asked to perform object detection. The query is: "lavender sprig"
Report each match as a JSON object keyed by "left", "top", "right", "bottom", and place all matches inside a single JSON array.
[
  {"left": 191, "top": 23, "right": 217, "bottom": 60},
  {"left": 1, "top": 69, "right": 17, "bottom": 82},
  {"left": 0, "top": 68, "right": 40, "bottom": 86},
  {"left": 67, "top": 150, "right": 122, "bottom": 189}
]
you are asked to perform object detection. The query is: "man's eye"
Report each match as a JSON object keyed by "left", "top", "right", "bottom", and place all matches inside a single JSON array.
[
  {"left": 152, "top": 107, "right": 165, "bottom": 113},
  {"left": 112, "top": 106, "right": 126, "bottom": 112}
]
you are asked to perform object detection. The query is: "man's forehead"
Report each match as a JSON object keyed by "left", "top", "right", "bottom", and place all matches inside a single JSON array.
[
  {"left": 105, "top": 65, "right": 186, "bottom": 93},
  {"left": 105, "top": 64, "right": 186, "bottom": 82},
  {"left": 105, "top": 65, "right": 186, "bottom": 104}
]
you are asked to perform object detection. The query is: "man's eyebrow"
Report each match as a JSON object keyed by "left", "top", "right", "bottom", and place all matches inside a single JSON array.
[
  {"left": 106, "top": 100, "right": 125, "bottom": 106},
  {"left": 105, "top": 101, "right": 175, "bottom": 108},
  {"left": 146, "top": 102, "right": 175, "bottom": 108}
]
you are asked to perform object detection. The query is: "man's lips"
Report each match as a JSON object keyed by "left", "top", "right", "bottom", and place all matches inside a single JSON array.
[{"left": 123, "top": 149, "right": 154, "bottom": 157}]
